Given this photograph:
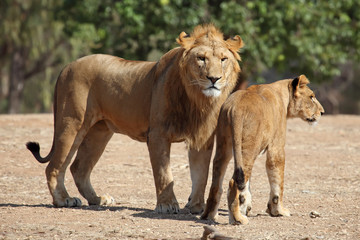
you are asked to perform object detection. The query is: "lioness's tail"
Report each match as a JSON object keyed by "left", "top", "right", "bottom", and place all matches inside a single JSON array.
[
  {"left": 26, "top": 142, "right": 52, "bottom": 163},
  {"left": 230, "top": 114, "right": 245, "bottom": 190}
]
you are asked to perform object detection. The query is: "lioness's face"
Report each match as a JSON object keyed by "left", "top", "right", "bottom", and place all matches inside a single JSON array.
[
  {"left": 186, "top": 45, "right": 237, "bottom": 98},
  {"left": 290, "top": 76, "right": 325, "bottom": 125}
]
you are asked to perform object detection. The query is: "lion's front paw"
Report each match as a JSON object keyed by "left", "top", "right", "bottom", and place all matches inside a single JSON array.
[
  {"left": 54, "top": 197, "right": 82, "bottom": 208},
  {"left": 99, "top": 194, "right": 115, "bottom": 206},
  {"left": 200, "top": 209, "right": 217, "bottom": 221},
  {"left": 186, "top": 200, "right": 205, "bottom": 214},
  {"left": 155, "top": 202, "right": 180, "bottom": 214}
]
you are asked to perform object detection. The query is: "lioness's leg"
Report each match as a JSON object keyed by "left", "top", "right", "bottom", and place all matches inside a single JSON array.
[
  {"left": 201, "top": 132, "right": 232, "bottom": 220},
  {"left": 70, "top": 120, "right": 114, "bottom": 206},
  {"left": 227, "top": 174, "right": 253, "bottom": 223},
  {"left": 227, "top": 160, "right": 255, "bottom": 225},
  {"left": 46, "top": 120, "right": 88, "bottom": 207},
  {"left": 186, "top": 135, "right": 214, "bottom": 214},
  {"left": 227, "top": 135, "right": 258, "bottom": 224},
  {"left": 147, "top": 131, "right": 179, "bottom": 214},
  {"left": 265, "top": 148, "right": 290, "bottom": 217}
]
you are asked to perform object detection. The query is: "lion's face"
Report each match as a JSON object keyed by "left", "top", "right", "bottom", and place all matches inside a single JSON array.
[
  {"left": 288, "top": 75, "right": 325, "bottom": 125},
  {"left": 185, "top": 45, "right": 238, "bottom": 98},
  {"left": 177, "top": 25, "right": 244, "bottom": 99}
]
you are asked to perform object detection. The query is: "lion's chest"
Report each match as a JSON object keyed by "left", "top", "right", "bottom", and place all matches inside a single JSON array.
[{"left": 163, "top": 106, "right": 218, "bottom": 150}]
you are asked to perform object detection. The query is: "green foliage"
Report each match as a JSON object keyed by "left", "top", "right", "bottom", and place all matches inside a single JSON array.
[
  {"left": 0, "top": 0, "right": 95, "bottom": 113},
  {"left": 56, "top": 0, "right": 210, "bottom": 60},
  {"left": 217, "top": 0, "right": 360, "bottom": 82},
  {"left": 55, "top": 0, "right": 360, "bottom": 82},
  {"left": 1, "top": 0, "right": 360, "bottom": 113}
]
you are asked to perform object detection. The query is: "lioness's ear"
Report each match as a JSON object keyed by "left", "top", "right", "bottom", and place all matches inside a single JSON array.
[
  {"left": 298, "top": 74, "right": 310, "bottom": 86},
  {"left": 292, "top": 74, "right": 310, "bottom": 89},
  {"left": 292, "top": 75, "right": 310, "bottom": 96},
  {"left": 176, "top": 31, "right": 194, "bottom": 50},
  {"left": 226, "top": 35, "right": 244, "bottom": 61}
]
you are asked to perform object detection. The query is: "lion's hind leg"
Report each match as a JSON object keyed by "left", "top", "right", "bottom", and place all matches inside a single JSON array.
[
  {"left": 46, "top": 120, "right": 89, "bottom": 207},
  {"left": 70, "top": 120, "right": 114, "bottom": 206}
]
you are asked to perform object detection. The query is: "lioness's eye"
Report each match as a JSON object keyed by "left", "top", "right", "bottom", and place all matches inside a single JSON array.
[
  {"left": 198, "top": 56, "right": 205, "bottom": 61},
  {"left": 221, "top": 57, "right": 228, "bottom": 62},
  {"left": 310, "top": 96, "right": 315, "bottom": 102}
]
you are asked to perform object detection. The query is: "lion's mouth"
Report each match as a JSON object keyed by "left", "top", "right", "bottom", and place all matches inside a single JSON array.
[
  {"left": 202, "top": 86, "right": 221, "bottom": 97},
  {"left": 306, "top": 117, "right": 318, "bottom": 126},
  {"left": 209, "top": 86, "right": 219, "bottom": 90},
  {"left": 306, "top": 118, "right": 316, "bottom": 122}
]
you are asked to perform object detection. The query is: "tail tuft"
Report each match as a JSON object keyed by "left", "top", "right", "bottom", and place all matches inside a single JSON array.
[
  {"left": 26, "top": 142, "right": 40, "bottom": 153},
  {"left": 25, "top": 142, "right": 50, "bottom": 163},
  {"left": 234, "top": 167, "right": 245, "bottom": 190}
]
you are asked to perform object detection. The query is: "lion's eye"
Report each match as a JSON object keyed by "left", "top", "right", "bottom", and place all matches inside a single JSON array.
[
  {"left": 198, "top": 56, "right": 206, "bottom": 61},
  {"left": 221, "top": 57, "right": 228, "bottom": 62},
  {"left": 310, "top": 96, "right": 315, "bottom": 102}
]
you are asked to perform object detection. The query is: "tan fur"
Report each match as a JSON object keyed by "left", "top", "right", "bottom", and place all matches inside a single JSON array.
[
  {"left": 201, "top": 75, "right": 324, "bottom": 224},
  {"left": 26, "top": 24, "right": 244, "bottom": 213}
]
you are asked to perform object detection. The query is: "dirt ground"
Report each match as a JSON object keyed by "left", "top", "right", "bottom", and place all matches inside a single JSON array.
[{"left": 0, "top": 114, "right": 359, "bottom": 239}]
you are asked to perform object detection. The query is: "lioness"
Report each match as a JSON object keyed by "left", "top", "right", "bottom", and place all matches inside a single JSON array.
[
  {"left": 26, "top": 24, "right": 244, "bottom": 213},
  {"left": 201, "top": 75, "right": 324, "bottom": 224}
]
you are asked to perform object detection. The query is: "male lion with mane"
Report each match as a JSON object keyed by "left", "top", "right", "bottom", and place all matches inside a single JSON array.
[
  {"left": 26, "top": 24, "right": 244, "bottom": 214},
  {"left": 201, "top": 75, "right": 324, "bottom": 224}
]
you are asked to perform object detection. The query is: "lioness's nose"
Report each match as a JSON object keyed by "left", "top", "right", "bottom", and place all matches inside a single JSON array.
[
  {"left": 321, "top": 111, "right": 325, "bottom": 116},
  {"left": 207, "top": 76, "right": 221, "bottom": 84}
]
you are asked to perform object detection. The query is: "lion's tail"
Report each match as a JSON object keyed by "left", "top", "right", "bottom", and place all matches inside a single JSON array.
[
  {"left": 26, "top": 71, "right": 60, "bottom": 164},
  {"left": 26, "top": 142, "right": 52, "bottom": 163}
]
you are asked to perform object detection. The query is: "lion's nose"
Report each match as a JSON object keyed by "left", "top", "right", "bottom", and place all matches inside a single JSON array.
[
  {"left": 321, "top": 111, "right": 324, "bottom": 116},
  {"left": 206, "top": 76, "right": 222, "bottom": 84}
]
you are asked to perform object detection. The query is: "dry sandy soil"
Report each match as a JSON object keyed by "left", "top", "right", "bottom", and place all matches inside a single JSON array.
[{"left": 0, "top": 114, "right": 359, "bottom": 239}]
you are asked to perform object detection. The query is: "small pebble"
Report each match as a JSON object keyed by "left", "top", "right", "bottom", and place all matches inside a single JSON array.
[{"left": 309, "top": 211, "right": 320, "bottom": 218}]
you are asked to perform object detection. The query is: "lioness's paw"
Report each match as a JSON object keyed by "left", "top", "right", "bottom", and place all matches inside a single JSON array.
[
  {"left": 100, "top": 194, "right": 115, "bottom": 206},
  {"left": 240, "top": 203, "right": 252, "bottom": 216},
  {"left": 55, "top": 197, "right": 82, "bottom": 207},
  {"left": 229, "top": 206, "right": 249, "bottom": 225},
  {"left": 277, "top": 207, "right": 290, "bottom": 217},
  {"left": 155, "top": 202, "right": 180, "bottom": 214},
  {"left": 266, "top": 204, "right": 290, "bottom": 217},
  {"left": 229, "top": 214, "right": 249, "bottom": 225}
]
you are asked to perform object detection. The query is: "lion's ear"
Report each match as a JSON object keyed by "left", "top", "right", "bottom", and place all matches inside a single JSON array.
[
  {"left": 292, "top": 75, "right": 310, "bottom": 96},
  {"left": 226, "top": 35, "right": 244, "bottom": 60},
  {"left": 176, "top": 31, "right": 194, "bottom": 50}
]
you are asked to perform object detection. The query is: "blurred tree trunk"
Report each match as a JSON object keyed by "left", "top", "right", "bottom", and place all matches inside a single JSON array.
[
  {"left": 8, "top": 47, "right": 28, "bottom": 113},
  {"left": 0, "top": 0, "right": 73, "bottom": 113}
]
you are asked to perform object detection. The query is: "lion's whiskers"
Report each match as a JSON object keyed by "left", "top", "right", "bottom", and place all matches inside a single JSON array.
[
  {"left": 188, "top": 80, "right": 200, "bottom": 86},
  {"left": 188, "top": 79, "right": 207, "bottom": 87}
]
